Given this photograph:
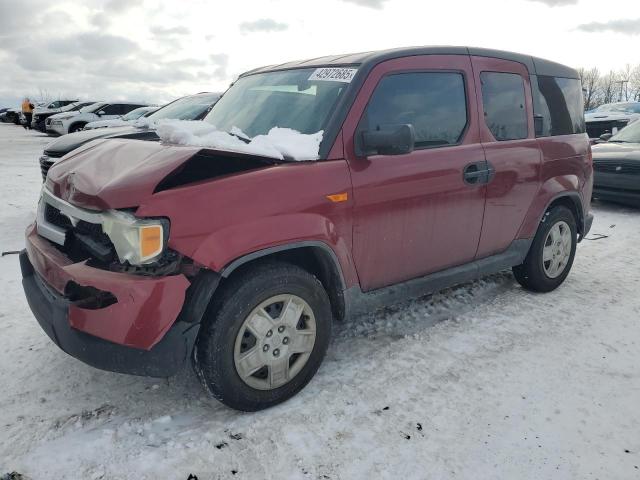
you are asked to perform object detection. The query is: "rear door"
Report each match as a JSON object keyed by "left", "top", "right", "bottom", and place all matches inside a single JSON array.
[
  {"left": 344, "top": 55, "right": 488, "bottom": 291},
  {"left": 470, "top": 57, "right": 542, "bottom": 258}
]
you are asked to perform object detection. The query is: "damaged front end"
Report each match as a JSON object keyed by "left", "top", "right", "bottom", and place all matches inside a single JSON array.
[{"left": 21, "top": 139, "right": 280, "bottom": 376}]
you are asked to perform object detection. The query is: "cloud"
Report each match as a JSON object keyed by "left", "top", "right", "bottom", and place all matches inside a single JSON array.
[
  {"left": 90, "top": 12, "right": 110, "bottom": 28},
  {"left": 150, "top": 25, "right": 190, "bottom": 36},
  {"left": 524, "top": 0, "right": 578, "bottom": 4},
  {"left": 239, "top": 18, "right": 288, "bottom": 33},
  {"left": 339, "top": 0, "right": 389, "bottom": 8},
  {"left": 577, "top": 18, "right": 640, "bottom": 35},
  {"left": 103, "top": 0, "right": 143, "bottom": 13},
  {"left": 48, "top": 33, "right": 139, "bottom": 59}
]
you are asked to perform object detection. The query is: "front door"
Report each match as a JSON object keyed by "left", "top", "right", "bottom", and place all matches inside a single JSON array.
[{"left": 343, "top": 55, "right": 488, "bottom": 291}]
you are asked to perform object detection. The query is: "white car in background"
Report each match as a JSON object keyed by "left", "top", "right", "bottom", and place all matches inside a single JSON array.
[
  {"left": 585, "top": 102, "right": 640, "bottom": 140},
  {"left": 46, "top": 101, "right": 150, "bottom": 135},
  {"left": 30, "top": 99, "right": 78, "bottom": 129},
  {"left": 83, "top": 106, "right": 158, "bottom": 130}
]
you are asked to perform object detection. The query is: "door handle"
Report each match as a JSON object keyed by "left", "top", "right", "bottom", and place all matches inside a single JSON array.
[
  {"left": 463, "top": 161, "right": 495, "bottom": 185},
  {"left": 463, "top": 162, "right": 488, "bottom": 185}
]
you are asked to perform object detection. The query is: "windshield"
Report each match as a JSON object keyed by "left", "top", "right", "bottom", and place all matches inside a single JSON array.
[
  {"left": 595, "top": 103, "right": 640, "bottom": 114},
  {"left": 204, "top": 68, "right": 354, "bottom": 137},
  {"left": 146, "top": 94, "right": 219, "bottom": 121},
  {"left": 609, "top": 120, "right": 640, "bottom": 143},
  {"left": 80, "top": 103, "right": 105, "bottom": 113},
  {"left": 122, "top": 107, "right": 154, "bottom": 120},
  {"left": 70, "top": 102, "right": 95, "bottom": 111}
]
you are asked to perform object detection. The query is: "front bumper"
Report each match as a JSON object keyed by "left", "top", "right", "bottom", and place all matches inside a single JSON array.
[
  {"left": 47, "top": 122, "right": 67, "bottom": 136},
  {"left": 21, "top": 224, "right": 199, "bottom": 377},
  {"left": 593, "top": 186, "right": 640, "bottom": 207}
]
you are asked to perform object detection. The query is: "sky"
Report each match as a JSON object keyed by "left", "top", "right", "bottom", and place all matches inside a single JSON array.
[{"left": 1, "top": 0, "right": 639, "bottom": 108}]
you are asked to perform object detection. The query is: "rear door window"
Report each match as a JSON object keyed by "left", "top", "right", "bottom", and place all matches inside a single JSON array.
[
  {"left": 480, "top": 72, "right": 528, "bottom": 141},
  {"left": 363, "top": 72, "right": 468, "bottom": 148},
  {"left": 532, "top": 76, "right": 585, "bottom": 136},
  {"left": 101, "top": 104, "right": 122, "bottom": 115}
]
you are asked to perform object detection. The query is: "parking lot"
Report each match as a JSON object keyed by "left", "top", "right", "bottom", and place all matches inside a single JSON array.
[{"left": 0, "top": 122, "right": 638, "bottom": 478}]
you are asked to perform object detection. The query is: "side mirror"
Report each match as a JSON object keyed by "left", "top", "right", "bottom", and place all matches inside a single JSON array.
[
  {"left": 360, "top": 124, "right": 415, "bottom": 157},
  {"left": 599, "top": 133, "right": 613, "bottom": 142},
  {"left": 97, "top": 110, "right": 106, "bottom": 116}
]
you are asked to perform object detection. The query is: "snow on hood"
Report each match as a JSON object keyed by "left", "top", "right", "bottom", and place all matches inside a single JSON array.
[
  {"left": 585, "top": 112, "right": 640, "bottom": 122},
  {"left": 155, "top": 120, "right": 323, "bottom": 161}
]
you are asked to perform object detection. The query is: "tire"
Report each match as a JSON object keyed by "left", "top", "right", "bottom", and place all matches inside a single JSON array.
[
  {"left": 69, "top": 123, "right": 86, "bottom": 133},
  {"left": 194, "top": 261, "right": 333, "bottom": 411},
  {"left": 513, "top": 205, "right": 577, "bottom": 292}
]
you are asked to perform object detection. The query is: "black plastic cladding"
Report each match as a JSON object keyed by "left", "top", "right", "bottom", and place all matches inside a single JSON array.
[{"left": 237, "top": 46, "right": 580, "bottom": 160}]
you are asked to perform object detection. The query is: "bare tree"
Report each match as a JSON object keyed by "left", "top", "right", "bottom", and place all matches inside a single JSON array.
[{"left": 578, "top": 67, "right": 600, "bottom": 110}]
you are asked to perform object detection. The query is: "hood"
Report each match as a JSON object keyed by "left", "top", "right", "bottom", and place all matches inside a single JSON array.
[
  {"left": 85, "top": 119, "right": 130, "bottom": 130},
  {"left": 44, "top": 126, "right": 158, "bottom": 157},
  {"left": 46, "top": 138, "right": 276, "bottom": 210},
  {"left": 585, "top": 112, "right": 640, "bottom": 122},
  {"left": 47, "top": 139, "right": 204, "bottom": 210},
  {"left": 592, "top": 142, "right": 640, "bottom": 162},
  {"left": 48, "top": 111, "right": 79, "bottom": 120}
]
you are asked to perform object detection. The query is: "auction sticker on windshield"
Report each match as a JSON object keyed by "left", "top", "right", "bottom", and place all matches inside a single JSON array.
[{"left": 308, "top": 68, "right": 357, "bottom": 83}]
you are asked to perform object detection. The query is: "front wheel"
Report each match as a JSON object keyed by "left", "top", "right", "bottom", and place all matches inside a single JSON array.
[
  {"left": 513, "top": 205, "right": 577, "bottom": 292},
  {"left": 194, "top": 262, "right": 332, "bottom": 411}
]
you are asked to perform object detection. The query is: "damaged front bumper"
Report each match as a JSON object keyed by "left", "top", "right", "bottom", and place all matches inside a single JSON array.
[{"left": 20, "top": 224, "right": 211, "bottom": 377}]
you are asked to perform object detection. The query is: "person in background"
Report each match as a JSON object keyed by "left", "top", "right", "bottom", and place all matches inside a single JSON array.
[{"left": 21, "top": 97, "right": 34, "bottom": 130}]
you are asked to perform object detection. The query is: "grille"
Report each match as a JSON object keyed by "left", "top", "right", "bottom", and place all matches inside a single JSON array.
[
  {"left": 39, "top": 151, "right": 63, "bottom": 182},
  {"left": 44, "top": 204, "right": 72, "bottom": 229},
  {"left": 594, "top": 160, "right": 640, "bottom": 175},
  {"left": 43, "top": 204, "right": 116, "bottom": 262},
  {"left": 586, "top": 120, "right": 629, "bottom": 139}
]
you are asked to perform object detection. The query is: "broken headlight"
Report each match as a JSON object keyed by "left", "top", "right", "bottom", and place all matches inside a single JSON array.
[{"left": 101, "top": 211, "right": 168, "bottom": 265}]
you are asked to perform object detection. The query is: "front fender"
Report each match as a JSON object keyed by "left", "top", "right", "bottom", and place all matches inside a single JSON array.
[
  {"left": 190, "top": 212, "right": 358, "bottom": 287},
  {"left": 136, "top": 158, "right": 358, "bottom": 288}
]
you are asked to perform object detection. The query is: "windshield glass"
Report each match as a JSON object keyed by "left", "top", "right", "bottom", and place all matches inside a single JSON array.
[
  {"left": 204, "top": 68, "right": 355, "bottom": 137},
  {"left": 146, "top": 94, "right": 219, "bottom": 121},
  {"left": 122, "top": 107, "right": 153, "bottom": 120},
  {"left": 609, "top": 120, "right": 640, "bottom": 143},
  {"left": 80, "top": 103, "right": 104, "bottom": 113},
  {"left": 70, "top": 102, "right": 95, "bottom": 111},
  {"left": 596, "top": 103, "right": 640, "bottom": 114}
]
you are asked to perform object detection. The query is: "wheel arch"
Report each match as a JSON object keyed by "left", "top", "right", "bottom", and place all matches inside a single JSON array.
[
  {"left": 542, "top": 192, "right": 586, "bottom": 239},
  {"left": 220, "top": 241, "right": 348, "bottom": 322},
  {"left": 68, "top": 121, "right": 87, "bottom": 132}
]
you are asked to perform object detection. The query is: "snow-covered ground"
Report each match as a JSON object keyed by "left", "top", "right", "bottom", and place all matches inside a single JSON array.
[{"left": 1, "top": 123, "right": 639, "bottom": 479}]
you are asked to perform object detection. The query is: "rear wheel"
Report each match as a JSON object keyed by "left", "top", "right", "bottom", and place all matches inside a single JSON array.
[
  {"left": 513, "top": 205, "right": 577, "bottom": 292},
  {"left": 194, "top": 262, "right": 332, "bottom": 411}
]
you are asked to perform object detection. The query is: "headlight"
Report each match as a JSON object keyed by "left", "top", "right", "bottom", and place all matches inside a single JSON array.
[{"left": 101, "top": 211, "right": 168, "bottom": 265}]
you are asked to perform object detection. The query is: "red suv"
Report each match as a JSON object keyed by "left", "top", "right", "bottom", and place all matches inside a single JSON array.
[{"left": 21, "top": 47, "right": 593, "bottom": 411}]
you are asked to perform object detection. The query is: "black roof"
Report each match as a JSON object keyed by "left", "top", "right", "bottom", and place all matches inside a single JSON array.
[{"left": 241, "top": 46, "right": 579, "bottom": 79}]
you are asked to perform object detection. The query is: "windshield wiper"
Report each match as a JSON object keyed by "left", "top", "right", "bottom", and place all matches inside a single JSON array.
[{"left": 227, "top": 130, "right": 251, "bottom": 144}]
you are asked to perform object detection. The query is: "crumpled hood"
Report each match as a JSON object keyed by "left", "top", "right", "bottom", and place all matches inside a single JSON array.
[
  {"left": 44, "top": 126, "right": 158, "bottom": 157},
  {"left": 592, "top": 142, "right": 640, "bottom": 162},
  {"left": 46, "top": 139, "right": 203, "bottom": 210}
]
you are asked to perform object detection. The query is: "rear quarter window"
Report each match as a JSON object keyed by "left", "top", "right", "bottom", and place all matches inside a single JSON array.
[
  {"left": 532, "top": 76, "right": 585, "bottom": 136},
  {"left": 480, "top": 72, "right": 528, "bottom": 141}
]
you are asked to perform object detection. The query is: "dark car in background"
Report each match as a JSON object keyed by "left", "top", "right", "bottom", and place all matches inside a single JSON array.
[
  {"left": 38, "top": 92, "right": 221, "bottom": 180},
  {"left": 592, "top": 120, "right": 640, "bottom": 207},
  {"left": 585, "top": 102, "right": 640, "bottom": 139}
]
